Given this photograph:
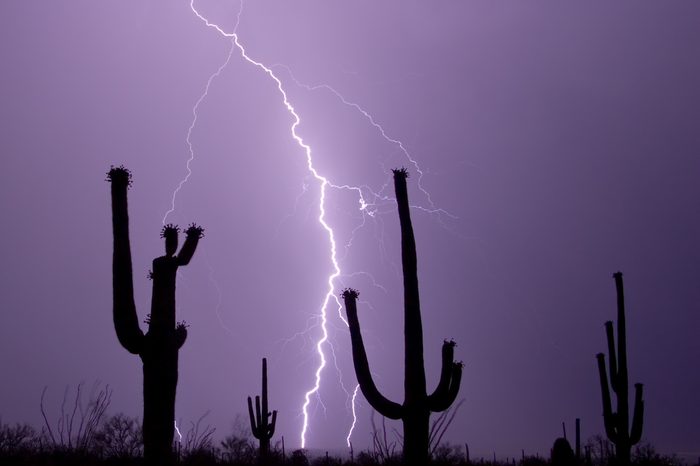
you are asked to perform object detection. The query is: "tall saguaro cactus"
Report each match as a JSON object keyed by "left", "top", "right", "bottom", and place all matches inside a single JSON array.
[
  {"left": 596, "top": 272, "right": 644, "bottom": 466},
  {"left": 107, "top": 166, "right": 204, "bottom": 465},
  {"left": 248, "top": 358, "right": 277, "bottom": 461},
  {"left": 342, "top": 169, "right": 463, "bottom": 464}
]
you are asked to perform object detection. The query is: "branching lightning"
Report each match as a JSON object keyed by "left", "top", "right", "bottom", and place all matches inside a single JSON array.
[
  {"left": 186, "top": 0, "right": 345, "bottom": 448},
  {"left": 165, "top": 0, "right": 449, "bottom": 450},
  {"left": 163, "top": 38, "right": 239, "bottom": 224},
  {"left": 272, "top": 65, "right": 450, "bottom": 217}
]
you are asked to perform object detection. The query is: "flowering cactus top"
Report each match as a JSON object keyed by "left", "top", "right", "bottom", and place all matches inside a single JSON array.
[
  {"left": 392, "top": 167, "right": 409, "bottom": 179},
  {"left": 185, "top": 223, "right": 205, "bottom": 239},
  {"left": 341, "top": 288, "right": 360, "bottom": 300},
  {"left": 160, "top": 224, "right": 180, "bottom": 238},
  {"left": 106, "top": 165, "right": 133, "bottom": 187}
]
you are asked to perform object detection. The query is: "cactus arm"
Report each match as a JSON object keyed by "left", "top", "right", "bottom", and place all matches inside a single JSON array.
[
  {"left": 428, "top": 340, "right": 456, "bottom": 410},
  {"left": 255, "top": 395, "right": 263, "bottom": 433},
  {"left": 604, "top": 321, "right": 618, "bottom": 392},
  {"left": 342, "top": 289, "right": 403, "bottom": 420},
  {"left": 629, "top": 383, "right": 644, "bottom": 445},
  {"left": 446, "top": 362, "right": 463, "bottom": 404},
  {"left": 247, "top": 396, "right": 259, "bottom": 436},
  {"left": 161, "top": 224, "right": 179, "bottom": 257},
  {"left": 430, "top": 361, "right": 463, "bottom": 412},
  {"left": 174, "top": 324, "right": 187, "bottom": 349},
  {"left": 177, "top": 224, "right": 204, "bottom": 266},
  {"left": 268, "top": 410, "right": 278, "bottom": 438},
  {"left": 596, "top": 353, "right": 619, "bottom": 443},
  {"left": 108, "top": 167, "right": 144, "bottom": 354}
]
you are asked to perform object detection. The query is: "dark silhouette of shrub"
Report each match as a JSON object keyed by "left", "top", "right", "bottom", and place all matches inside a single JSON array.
[
  {"left": 39, "top": 383, "right": 112, "bottom": 453},
  {"left": 342, "top": 168, "right": 463, "bottom": 464},
  {"left": 290, "top": 448, "right": 310, "bottom": 466},
  {"left": 431, "top": 442, "right": 467, "bottom": 466},
  {"left": 632, "top": 442, "right": 684, "bottom": 466},
  {"left": 221, "top": 434, "right": 256, "bottom": 464},
  {"left": 551, "top": 437, "right": 575, "bottom": 466},
  {"left": 0, "top": 420, "right": 35, "bottom": 455},
  {"left": 179, "top": 412, "right": 217, "bottom": 463},
  {"left": 596, "top": 272, "right": 644, "bottom": 466},
  {"left": 93, "top": 413, "right": 143, "bottom": 459},
  {"left": 107, "top": 166, "right": 204, "bottom": 465}
]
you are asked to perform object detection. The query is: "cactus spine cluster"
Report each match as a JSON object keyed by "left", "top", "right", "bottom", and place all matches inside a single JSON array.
[
  {"left": 107, "top": 166, "right": 204, "bottom": 465},
  {"left": 248, "top": 358, "right": 277, "bottom": 461},
  {"left": 342, "top": 169, "right": 463, "bottom": 464},
  {"left": 596, "top": 272, "right": 644, "bottom": 466}
]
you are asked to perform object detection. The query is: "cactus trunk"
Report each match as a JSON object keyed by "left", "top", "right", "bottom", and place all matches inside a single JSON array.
[
  {"left": 142, "top": 349, "right": 178, "bottom": 464},
  {"left": 596, "top": 272, "right": 644, "bottom": 466},
  {"left": 342, "top": 169, "right": 463, "bottom": 464},
  {"left": 108, "top": 167, "right": 203, "bottom": 465},
  {"left": 576, "top": 418, "right": 581, "bottom": 460}
]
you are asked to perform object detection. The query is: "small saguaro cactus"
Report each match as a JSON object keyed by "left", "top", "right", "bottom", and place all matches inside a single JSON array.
[
  {"left": 107, "top": 166, "right": 204, "bottom": 465},
  {"left": 342, "top": 168, "right": 463, "bottom": 464},
  {"left": 596, "top": 272, "right": 644, "bottom": 466},
  {"left": 248, "top": 358, "right": 277, "bottom": 461}
]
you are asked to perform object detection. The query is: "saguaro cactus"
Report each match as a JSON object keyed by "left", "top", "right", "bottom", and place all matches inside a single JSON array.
[
  {"left": 248, "top": 358, "right": 277, "bottom": 461},
  {"left": 596, "top": 272, "right": 644, "bottom": 466},
  {"left": 342, "top": 168, "right": 463, "bottom": 464},
  {"left": 107, "top": 166, "right": 204, "bottom": 464}
]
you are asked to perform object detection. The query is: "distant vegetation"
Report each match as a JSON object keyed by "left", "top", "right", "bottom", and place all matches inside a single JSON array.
[
  {"left": 0, "top": 411, "right": 684, "bottom": 466},
  {"left": 0, "top": 380, "right": 683, "bottom": 465}
]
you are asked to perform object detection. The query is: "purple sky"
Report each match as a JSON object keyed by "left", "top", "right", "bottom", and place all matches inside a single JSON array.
[{"left": 1, "top": 0, "right": 699, "bottom": 459}]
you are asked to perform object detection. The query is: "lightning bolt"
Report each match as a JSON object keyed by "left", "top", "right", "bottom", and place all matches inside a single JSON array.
[
  {"left": 174, "top": 420, "right": 183, "bottom": 443},
  {"left": 185, "top": 0, "right": 348, "bottom": 449},
  {"left": 170, "top": 0, "right": 449, "bottom": 450},
  {"left": 346, "top": 384, "right": 360, "bottom": 447}
]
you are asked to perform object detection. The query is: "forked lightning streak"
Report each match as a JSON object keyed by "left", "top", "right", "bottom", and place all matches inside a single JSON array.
[{"left": 168, "top": 0, "right": 447, "bottom": 449}]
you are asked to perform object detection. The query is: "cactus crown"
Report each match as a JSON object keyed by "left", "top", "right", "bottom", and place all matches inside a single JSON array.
[
  {"left": 392, "top": 167, "right": 409, "bottom": 179},
  {"left": 185, "top": 223, "right": 205, "bottom": 239},
  {"left": 160, "top": 224, "right": 180, "bottom": 238},
  {"left": 161, "top": 224, "right": 180, "bottom": 256},
  {"left": 341, "top": 288, "right": 360, "bottom": 299},
  {"left": 106, "top": 165, "right": 133, "bottom": 186}
]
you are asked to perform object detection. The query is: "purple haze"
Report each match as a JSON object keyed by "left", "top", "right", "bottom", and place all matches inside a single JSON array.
[{"left": 1, "top": 0, "right": 699, "bottom": 460}]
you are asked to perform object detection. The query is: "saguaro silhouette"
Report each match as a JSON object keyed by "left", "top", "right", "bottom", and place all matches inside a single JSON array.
[
  {"left": 596, "top": 272, "right": 644, "bottom": 466},
  {"left": 107, "top": 166, "right": 204, "bottom": 464},
  {"left": 247, "top": 358, "right": 277, "bottom": 462},
  {"left": 342, "top": 168, "right": 463, "bottom": 464}
]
